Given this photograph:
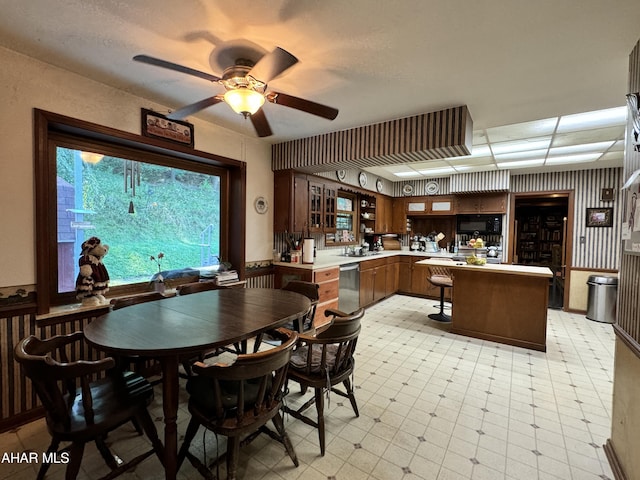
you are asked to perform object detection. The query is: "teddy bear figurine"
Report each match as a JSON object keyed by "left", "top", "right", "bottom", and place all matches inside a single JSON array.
[{"left": 75, "top": 236, "right": 110, "bottom": 306}]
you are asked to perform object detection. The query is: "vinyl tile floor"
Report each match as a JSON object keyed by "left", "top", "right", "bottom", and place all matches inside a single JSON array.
[{"left": 0, "top": 294, "right": 615, "bottom": 479}]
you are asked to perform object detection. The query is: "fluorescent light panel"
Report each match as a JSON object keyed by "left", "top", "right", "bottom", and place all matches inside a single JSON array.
[
  {"left": 491, "top": 137, "right": 552, "bottom": 154},
  {"left": 556, "top": 106, "right": 627, "bottom": 133},
  {"left": 545, "top": 153, "right": 601, "bottom": 164}
]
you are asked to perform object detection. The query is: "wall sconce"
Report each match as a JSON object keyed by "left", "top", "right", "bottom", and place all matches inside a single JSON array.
[{"left": 626, "top": 92, "right": 640, "bottom": 152}]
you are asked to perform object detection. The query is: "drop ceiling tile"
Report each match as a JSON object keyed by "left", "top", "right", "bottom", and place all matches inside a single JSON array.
[
  {"left": 598, "top": 151, "right": 624, "bottom": 162},
  {"left": 485, "top": 117, "right": 558, "bottom": 143},
  {"left": 556, "top": 106, "right": 627, "bottom": 133},
  {"left": 447, "top": 156, "right": 495, "bottom": 166},
  {"left": 406, "top": 160, "right": 450, "bottom": 170},
  {"left": 550, "top": 126, "right": 625, "bottom": 146}
]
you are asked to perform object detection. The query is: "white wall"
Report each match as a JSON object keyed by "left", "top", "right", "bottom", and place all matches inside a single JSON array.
[{"left": 0, "top": 46, "right": 274, "bottom": 289}]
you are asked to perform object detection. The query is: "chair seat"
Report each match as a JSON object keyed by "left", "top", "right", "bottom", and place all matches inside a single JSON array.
[
  {"left": 50, "top": 371, "right": 154, "bottom": 441},
  {"left": 290, "top": 344, "right": 339, "bottom": 372},
  {"left": 186, "top": 376, "right": 272, "bottom": 415},
  {"left": 428, "top": 275, "right": 453, "bottom": 288}
]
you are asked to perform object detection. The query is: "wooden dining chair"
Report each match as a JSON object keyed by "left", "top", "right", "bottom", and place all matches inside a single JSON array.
[
  {"left": 14, "top": 331, "right": 164, "bottom": 480},
  {"left": 178, "top": 328, "right": 299, "bottom": 480},
  {"left": 110, "top": 292, "right": 166, "bottom": 383},
  {"left": 281, "top": 280, "right": 320, "bottom": 333},
  {"left": 284, "top": 307, "right": 365, "bottom": 456}
]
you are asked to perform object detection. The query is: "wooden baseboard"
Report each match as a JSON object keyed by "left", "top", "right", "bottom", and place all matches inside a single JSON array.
[{"left": 604, "top": 439, "right": 628, "bottom": 480}]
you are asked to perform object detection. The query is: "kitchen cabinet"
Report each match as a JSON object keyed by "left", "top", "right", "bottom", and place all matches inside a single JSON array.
[
  {"left": 273, "top": 265, "right": 339, "bottom": 328},
  {"left": 385, "top": 256, "right": 399, "bottom": 296},
  {"left": 455, "top": 193, "right": 507, "bottom": 214},
  {"left": 405, "top": 196, "right": 455, "bottom": 215},
  {"left": 309, "top": 179, "right": 337, "bottom": 234},
  {"left": 359, "top": 257, "right": 387, "bottom": 307},
  {"left": 273, "top": 170, "right": 308, "bottom": 233},
  {"left": 391, "top": 198, "right": 411, "bottom": 234},
  {"left": 397, "top": 256, "right": 451, "bottom": 300},
  {"left": 397, "top": 256, "right": 412, "bottom": 293},
  {"left": 360, "top": 193, "right": 393, "bottom": 233}
]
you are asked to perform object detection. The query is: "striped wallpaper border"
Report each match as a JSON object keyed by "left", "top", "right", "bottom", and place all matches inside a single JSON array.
[{"left": 272, "top": 106, "right": 473, "bottom": 172}]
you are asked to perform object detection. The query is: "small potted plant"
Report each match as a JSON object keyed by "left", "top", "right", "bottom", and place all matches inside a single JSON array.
[{"left": 150, "top": 252, "right": 165, "bottom": 293}]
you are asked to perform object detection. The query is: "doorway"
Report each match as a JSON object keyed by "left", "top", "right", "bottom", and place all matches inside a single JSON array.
[{"left": 509, "top": 192, "right": 574, "bottom": 310}]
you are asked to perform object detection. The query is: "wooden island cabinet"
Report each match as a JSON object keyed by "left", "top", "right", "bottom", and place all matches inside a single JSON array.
[{"left": 417, "top": 259, "right": 552, "bottom": 351}]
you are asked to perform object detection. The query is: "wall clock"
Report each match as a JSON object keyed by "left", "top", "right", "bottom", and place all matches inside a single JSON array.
[
  {"left": 425, "top": 180, "right": 440, "bottom": 195},
  {"left": 376, "top": 178, "right": 384, "bottom": 192},
  {"left": 402, "top": 184, "right": 414, "bottom": 196},
  {"left": 358, "top": 172, "right": 368, "bottom": 187},
  {"left": 336, "top": 169, "right": 347, "bottom": 181},
  {"left": 254, "top": 196, "right": 268, "bottom": 214}
]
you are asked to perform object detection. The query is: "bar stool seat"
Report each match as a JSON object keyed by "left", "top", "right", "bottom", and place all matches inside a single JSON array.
[{"left": 427, "top": 264, "right": 453, "bottom": 323}]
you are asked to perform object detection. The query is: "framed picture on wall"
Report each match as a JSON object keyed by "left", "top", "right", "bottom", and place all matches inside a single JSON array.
[
  {"left": 586, "top": 207, "right": 613, "bottom": 227},
  {"left": 141, "top": 108, "right": 194, "bottom": 147}
]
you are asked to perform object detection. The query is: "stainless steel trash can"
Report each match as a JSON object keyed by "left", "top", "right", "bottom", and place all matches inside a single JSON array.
[{"left": 586, "top": 275, "right": 618, "bottom": 323}]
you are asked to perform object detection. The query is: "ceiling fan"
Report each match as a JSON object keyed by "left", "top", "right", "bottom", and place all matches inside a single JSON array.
[{"left": 133, "top": 47, "right": 339, "bottom": 137}]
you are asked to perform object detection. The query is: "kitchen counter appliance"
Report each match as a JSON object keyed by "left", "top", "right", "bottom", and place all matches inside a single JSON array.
[
  {"left": 338, "top": 263, "right": 360, "bottom": 313},
  {"left": 457, "top": 214, "right": 502, "bottom": 235}
]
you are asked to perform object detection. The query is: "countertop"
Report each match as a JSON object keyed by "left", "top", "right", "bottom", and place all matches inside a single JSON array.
[
  {"left": 273, "top": 250, "right": 457, "bottom": 270},
  {"left": 416, "top": 258, "right": 553, "bottom": 277}
]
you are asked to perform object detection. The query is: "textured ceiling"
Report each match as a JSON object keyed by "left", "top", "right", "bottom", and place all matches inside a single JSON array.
[{"left": 0, "top": 0, "right": 639, "bottom": 179}]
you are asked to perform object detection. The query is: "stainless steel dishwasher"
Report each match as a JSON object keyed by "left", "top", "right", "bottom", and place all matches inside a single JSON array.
[{"left": 338, "top": 263, "right": 360, "bottom": 313}]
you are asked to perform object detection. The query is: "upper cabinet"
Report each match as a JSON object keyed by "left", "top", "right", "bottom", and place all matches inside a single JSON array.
[
  {"left": 405, "top": 195, "right": 455, "bottom": 215},
  {"left": 274, "top": 170, "right": 309, "bottom": 233},
  {"left": 308, "top": 179, "right": 337, "bottom": 234},
  {"left": 455, "top": 193, "right": 507, "bottom": 214},
  {"left": 359, "top": 193, "right": 394, "bottom": 234}
]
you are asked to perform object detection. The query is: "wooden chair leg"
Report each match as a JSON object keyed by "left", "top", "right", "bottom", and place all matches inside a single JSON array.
[
  {"left": 343, "top": 378, "right": 360, "bottom": 417},
  {"left": 272, "top": 412, "right": 299, "bottom": 467},
  {"left": 226, "top": 436, "right": 241, "bottom": 480},
  {"left": 95, "top": 435, "right": 119, "bottom": 470},
  {"left": 37, "top": 438, "right": 60, "bottom": 480},
  {"left": 136, "top": 409, "right": 165, "bottom": 466},
  {"left": 314, "top": 387, "right": 326, "bottom": 456},
  {"left": 65, "top": 442, "right": 85, "bottom": 480},
  {"left": 177, "top": 417, "right": 201, "bottom": 470}
]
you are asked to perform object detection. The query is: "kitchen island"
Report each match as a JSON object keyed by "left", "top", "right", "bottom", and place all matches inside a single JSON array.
[{"left": 417, "top": 259, "right": 553, "bottom": 351}]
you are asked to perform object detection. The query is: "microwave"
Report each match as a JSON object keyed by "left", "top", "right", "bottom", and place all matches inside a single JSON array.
[{"left": 456, "top": 214, "right": 502, "bottom": 235}]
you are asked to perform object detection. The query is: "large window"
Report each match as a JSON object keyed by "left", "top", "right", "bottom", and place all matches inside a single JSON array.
[
  {"left": 55, "top": 147, "right": 221, "bottom": 292},
  {"left": 35, "top": 110, "right": 246, "bottom": 313}
]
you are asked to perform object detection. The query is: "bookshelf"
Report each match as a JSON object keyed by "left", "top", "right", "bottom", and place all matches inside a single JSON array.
[{"left": 516, "top": 208, "right": 564, "bottom": 266}]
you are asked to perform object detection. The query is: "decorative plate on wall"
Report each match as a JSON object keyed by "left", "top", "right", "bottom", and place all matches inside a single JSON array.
[
  {"left": 425, "top": 180, "right": 440, "bottom": 195},
  {"left": 336, "top": 169, "right": 347, "bottom": 181},
  {"left": 402, "top": 184, "right": 414, "bottom": 195},
  {"left": 376, "top": 178, "right": 384, "bottom": 192},
  {"left": 254, "top": 196, "right": 268, "bottom": 214},
  {"left": 358, "top": 172, "right": 368, "bottom": 187}
]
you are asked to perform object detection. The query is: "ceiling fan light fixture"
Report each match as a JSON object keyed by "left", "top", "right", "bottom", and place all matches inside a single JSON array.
[
  {"left": 224, "top": 88, "right": 265, "bottom": 116},
  {"left": 80, "top": 151, "right": 104, "bottom": 164}
]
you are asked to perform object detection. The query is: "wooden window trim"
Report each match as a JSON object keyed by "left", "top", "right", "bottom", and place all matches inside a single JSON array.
[{"left": 34, "top": 109, "right": 247, "bottom": 314}]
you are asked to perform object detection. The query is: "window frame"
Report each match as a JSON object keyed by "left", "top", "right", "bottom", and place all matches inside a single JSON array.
[{"left": 34, "top": 109, "right": 247, "bottom": 314}]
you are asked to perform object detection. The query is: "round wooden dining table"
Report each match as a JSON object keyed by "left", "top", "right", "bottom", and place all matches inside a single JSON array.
[{"left": 84, "top": 287, "right": 310, "bottom": 480}]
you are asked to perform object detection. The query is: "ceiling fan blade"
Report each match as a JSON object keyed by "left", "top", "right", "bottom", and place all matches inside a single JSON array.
[
  {"left": 248, "top": 47, "right": 298, "bottom": 84},
  {"left": 133, "top": 54, "right": 221, "bottom": 83},
  {"left": 267, "top": 92, "right": 339, "bottom": 120},
  {"left": 167, "top": 96, "right": 223, "bottom": 120},
  {"left": 250, "top": 109, "right": 273, "bottom": 137}
]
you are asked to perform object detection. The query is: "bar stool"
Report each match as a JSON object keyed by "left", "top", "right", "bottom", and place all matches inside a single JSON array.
[{"left": 427, "top": 262, "right": 453, "bottom": 322}]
